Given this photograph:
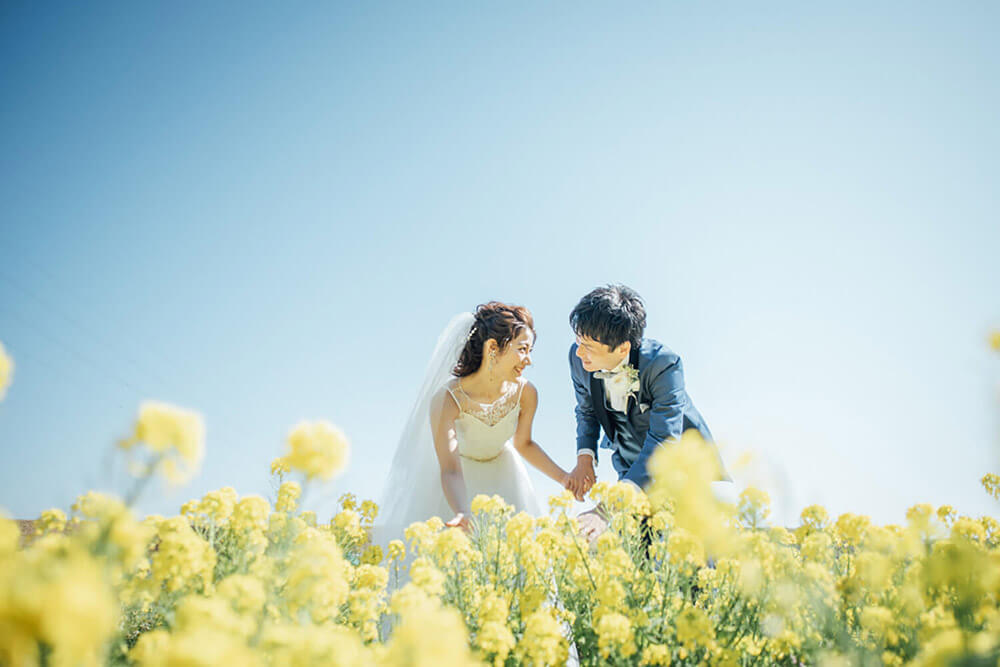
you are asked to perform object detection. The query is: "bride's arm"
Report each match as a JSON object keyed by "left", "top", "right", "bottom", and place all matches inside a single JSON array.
[
  {"left": 429, "top": 388, "right": 471, "bottom": 524},
  {"left": 512, "top": 382, "right": 571, "bottom": 487}
]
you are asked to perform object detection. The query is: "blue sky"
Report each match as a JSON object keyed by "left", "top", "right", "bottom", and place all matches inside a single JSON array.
[{"left": 1, "top": 2, "right": 998, "bottom": 526}]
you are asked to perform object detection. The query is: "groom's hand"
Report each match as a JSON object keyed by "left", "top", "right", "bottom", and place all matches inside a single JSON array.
[
  {"left": 567, "top": 454, "right": 597, "bottom": 502},
  {"left": 578, "top": 505, "right": 609, "bottom": 546}
]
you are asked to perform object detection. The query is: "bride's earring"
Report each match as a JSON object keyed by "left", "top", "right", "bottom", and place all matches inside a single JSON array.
[{"left": 489, "top": 352, "right": 496, "bottom": 383}]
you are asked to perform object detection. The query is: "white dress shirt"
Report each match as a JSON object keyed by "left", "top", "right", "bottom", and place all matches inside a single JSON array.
[
  {"left": 577, "top": 355, "right": 632, "bottom": 464},
  {"left": 601, "top": 356, "right": 633, "bottom": 414}
]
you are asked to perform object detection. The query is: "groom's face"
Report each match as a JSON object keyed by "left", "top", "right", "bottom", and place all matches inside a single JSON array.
[{"left": 575, "top": 336, "right": 629, "bottom": 372}]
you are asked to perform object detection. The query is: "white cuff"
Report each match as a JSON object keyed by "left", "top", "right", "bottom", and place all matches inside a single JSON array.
[{"left": 577, "top": 450, "right": 596, "bottom": 461}]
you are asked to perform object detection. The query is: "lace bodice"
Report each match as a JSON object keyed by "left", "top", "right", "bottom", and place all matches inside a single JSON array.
[{"left": 445, "top": 380, "right": 525, "bottom": 463}]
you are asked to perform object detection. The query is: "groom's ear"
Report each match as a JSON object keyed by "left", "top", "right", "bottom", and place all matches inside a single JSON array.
[{"left": 615, "top": 341, "right": 631, "bottom": 356}]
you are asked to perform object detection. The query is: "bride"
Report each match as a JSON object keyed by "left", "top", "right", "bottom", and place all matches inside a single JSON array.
[{"left": 375, "top": 302, "right": 572, "bottom": 543}]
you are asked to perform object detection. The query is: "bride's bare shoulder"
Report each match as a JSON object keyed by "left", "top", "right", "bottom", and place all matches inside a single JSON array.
[{"left": 519, "top": 378, "right": 538, "bottom": 403}]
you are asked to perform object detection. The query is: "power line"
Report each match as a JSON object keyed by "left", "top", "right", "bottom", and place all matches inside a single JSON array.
[
  {"left": 0, "top": 262, "right": 177, "bottom": 390},
  {"left": 0, "top": 263, "right": 269, "bottom": 477}
]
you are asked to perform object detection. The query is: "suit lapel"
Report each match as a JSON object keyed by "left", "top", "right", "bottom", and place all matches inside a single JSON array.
[
  {"left": 625, "top": 342, "right": 641, "bottom": 414},
  {"left": 590, "top": 371, "right": 616, "bottom": 442}
]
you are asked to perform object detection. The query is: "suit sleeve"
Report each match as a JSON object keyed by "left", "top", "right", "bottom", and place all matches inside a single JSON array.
[
  {"left": 623, "top": 356, "right": 687, "bottom": 489},
  {"left": 569, "top": 344, "right": 600, "bottom": 463}
]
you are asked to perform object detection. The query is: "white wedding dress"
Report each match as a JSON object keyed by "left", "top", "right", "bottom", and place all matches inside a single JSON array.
[
  {"left": 373, "top": 313, "right": 543, "bottom": 548},
  {"left": 444, "top": 379, "right": 543, "bottom": 516}
]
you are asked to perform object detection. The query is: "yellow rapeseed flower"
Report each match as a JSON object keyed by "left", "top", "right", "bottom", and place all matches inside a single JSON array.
[
  {"left": 1, "top": 543, "right": 118, "bottom": 666},
  {"left": 232, "top": 495, "right": 269, "bottom": 531},
  {"left": 800, "top": 505, "right": 830, "bottom": 532},
  {"left": 359, "top": 499, "right": 379, "bottom": 527},
  {"left": 801, "top": 532, "right": 834, "bottom": 564},
  {"left": 640, "top": 644, "right": 672, "bottom": 666},
  {"left": 195, "top": 487, "right": 237, "bottom": 523},
  {"left": 834, "top": 513, "right": 871, "bottom": 548},
  {"left": 283, "top": 420, "right": 350, "bottom": 481},
  {"left": 275, "top": 481, "right": 301, "bottom": 513},
  {"left": 332, "top": 509, "right": 366, "bottom": 545},
  {"left": 361, "top": 544, "right": 384, "bottom": 565},
  {"left": 505, "top": 512, "right": 534, "bottom": 549},
  {"left": 339, "top": 492, "right": 359, "bottom": 511},
  {"left": 860, "top": 605, "right": 898, "bottom": 645},
  {"left": 348, "top": 587, "right": 385, "bottom": 642},
  {"left": 216, "top": 574, "right": 267, "bottom": 616},
  {"left": 596, "top": 611, "right": 637, "bottom": 659},
  {"left": 404, "top": 520, "right": 437, "bottom": 555},
  {"left": 477, "top": 619, "right": 516, "bottom": 665},
  {"left": 548, "top": 489, "right": 575, "bottom": 512},
  {"left": 269, "top": 456, "right": 290, "bottom": 476},
  {"left": 981, "top": 474, "right": 1000, "bottom": 501},
  {"left": 675, "top": 605, "right": 716, "bottom": 653},
  {"left": 596, "top": 576, "right": 627, "bottom": 609},
  {"left": 432, "top": 527, "right": 475, "bottom": 567},
  {"left": 173, "top": 594, "right": 256, "bottom": 640},
  {"left": 150, "top": 516, "right": 216, "bottom": 594},
  {"left": 477, "top": 590, "right": 509, "bottom": 624},
  {"left": 738, "top": 487, "right": 771, "bottom": 529},
  {"left": 129, "top": 629, "right": 170, "bottom": 666},
  {"left": 604, "top": 481, "right": 651, "bottom": 515},
  {"left": 471, "top": 493, "right": 513, "bottom": 518},
  {"left": 132, "top": 626, "right": 261, "bottom": 667},
  {"left": 256, "top": 622, "right": 371, "bottom": 666},
  {"left": 667, "top": 528, "right": 706, "bottom": 569},
  {"left": 383, "top": 601, "right": 480, "bottom": 667},
  {"left": 285, "top": 528, "right": 350, "bottom": 623},
  {"left": 35, "top": 508, "right": 67, "bottom": 535},
  {"left": 353, "top": 563, "right": 388, "bottom": 591},
  {"left": 387, "top": 539, "right": 406, "bottom": 563},
  {"left": 647, "top": 431, "right": 737, "bottom": 556},
  {"left": 951, "top": 517, "right": 986, "bottom": 544},
  {"left": 0, "top": 515, "right": 18, "bottom": 556},
  {"left": 390, "top": 582, "right": 437, "bottom": 617},
  {"left": 0, "top": 341, "right": 13, "bottom": 401},
  {"left": 515, "top": 608, "right": 569, "bottom": 666},
  {"left": 409, "top": 557, "right": 446, "bottom": 596},
  {"left": 855, "top": 551, "right": 893, "bottom": 594},
  {"left": 936, "top": 505, "right": 956, "bottom": 526},
  {"left": 118, "top": 400, "right": 205, "bottom": 485}
]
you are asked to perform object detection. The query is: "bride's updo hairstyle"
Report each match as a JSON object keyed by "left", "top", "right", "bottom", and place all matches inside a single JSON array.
[{"left": 453, "top": 302, "right": 535, "bottom": 377}]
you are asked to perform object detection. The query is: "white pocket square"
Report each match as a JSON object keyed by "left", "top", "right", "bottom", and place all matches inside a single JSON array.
[{"left": 639, "top": 402, "right": 650, "bottom": 413}]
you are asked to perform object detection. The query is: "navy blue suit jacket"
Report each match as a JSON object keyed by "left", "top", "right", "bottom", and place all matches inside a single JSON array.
[{"left": 569, "top": 338, "right": 728, "bottom": 489}]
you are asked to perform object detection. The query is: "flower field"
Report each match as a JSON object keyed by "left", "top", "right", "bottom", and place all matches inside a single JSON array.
[{"left": 2, "top": 341, "right": 1000, "bottom": 666}]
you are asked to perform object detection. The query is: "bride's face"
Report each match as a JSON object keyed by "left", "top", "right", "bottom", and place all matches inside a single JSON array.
[{"left": 490, "top": 328, "right": 535, "bottom": 381}]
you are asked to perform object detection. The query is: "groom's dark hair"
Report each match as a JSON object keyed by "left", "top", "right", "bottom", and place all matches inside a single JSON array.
[{"left": 570, "top": 284, "right": 646, "bottom": 351}]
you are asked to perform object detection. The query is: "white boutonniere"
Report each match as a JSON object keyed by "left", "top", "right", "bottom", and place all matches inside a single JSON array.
[
  {"left": 597, "top": 362, "right": 642, "bottom": 412},
  {"left": 623, "top": 364, "right": 640, "bottom": 402}
]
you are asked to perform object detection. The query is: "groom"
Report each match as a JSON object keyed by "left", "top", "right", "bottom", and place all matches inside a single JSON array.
[{"left": 565, "top": 284, "right": 728, "bottom": 541}]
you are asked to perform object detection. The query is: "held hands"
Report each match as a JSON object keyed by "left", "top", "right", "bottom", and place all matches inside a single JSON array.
[{"left": 565, "top": 454, "right": 597, "bottom": 501}]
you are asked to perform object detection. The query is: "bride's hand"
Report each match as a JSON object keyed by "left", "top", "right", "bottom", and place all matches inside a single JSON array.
[
  {"left": 561, "top": 471, "right": 581, "bottom": 498},
  {"left": 445, "top": 513, "right": 472, "bottom": 534},
  {"left": 567, "top": 456, "right": 596, "bottom": 501}
]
